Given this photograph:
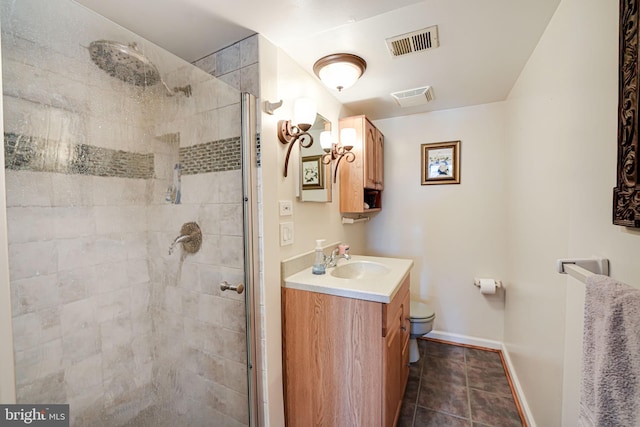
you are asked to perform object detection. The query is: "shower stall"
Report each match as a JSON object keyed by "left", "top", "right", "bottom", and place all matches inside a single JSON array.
[{"left": 0, "top": 0, "right": 260, "bottom": 425}]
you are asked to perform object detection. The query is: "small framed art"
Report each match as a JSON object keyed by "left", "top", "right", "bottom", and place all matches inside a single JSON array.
[
  {"left": 301, "top": 155, "right": 324, "bottom": 190},
  {"left": 421, "top": 140, "right": 461, "bottom": 185}
]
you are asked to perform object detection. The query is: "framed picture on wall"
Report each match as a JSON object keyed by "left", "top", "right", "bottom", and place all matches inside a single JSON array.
[
  {"left": 421, "top": 140, "right": 461, "bottom": 185},
  {"left": 614, "top": 0, "right": 640, "bottom": 227},
  {"left": 301, "top": 155, "right": 324, "bottom": 190}
]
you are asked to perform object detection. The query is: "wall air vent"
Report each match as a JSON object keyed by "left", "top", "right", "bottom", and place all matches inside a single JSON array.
[
  {"left": 391, "top": 86, "right": 435, "bottom": 107},
  {"left": 385, "top": 25, "right": 439, "bottom": 57}
]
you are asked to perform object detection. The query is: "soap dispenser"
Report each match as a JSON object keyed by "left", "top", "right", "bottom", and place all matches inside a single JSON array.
[{"left": 312, "top": 239, "right": 326, "bottom": 275}]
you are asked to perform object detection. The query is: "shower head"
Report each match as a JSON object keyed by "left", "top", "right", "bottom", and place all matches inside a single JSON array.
[
  {"left": 89, "top": 40, "right": 161, "bottom": 87},
  {"left": 88, "top": 40, "right": 192, "bottom": 97}
]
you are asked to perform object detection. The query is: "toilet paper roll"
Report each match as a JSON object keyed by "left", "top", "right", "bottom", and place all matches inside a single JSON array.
[{"left": 479, "top": 278, "right": 496, "bottom": 294}]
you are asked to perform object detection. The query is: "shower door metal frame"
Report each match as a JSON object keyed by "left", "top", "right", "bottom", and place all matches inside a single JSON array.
[
  {"left": 0, "top": 35, "right": 17, "bottom": 403},
  {"left": 241, "top": 92, "right": 261, "bottom": 426}
]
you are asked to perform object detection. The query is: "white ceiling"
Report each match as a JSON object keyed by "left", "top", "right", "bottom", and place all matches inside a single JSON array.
[{"left": 74, "top": 0, "right": 560, "bottom": 120}]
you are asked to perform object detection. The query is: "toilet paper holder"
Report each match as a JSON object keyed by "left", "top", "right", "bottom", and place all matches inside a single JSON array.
[{"left": 473, "top": 278, "right": 502, "bottom": 289}]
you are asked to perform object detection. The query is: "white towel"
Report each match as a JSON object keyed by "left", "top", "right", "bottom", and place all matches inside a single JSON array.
[{"left": 579, "top": 274, "right": 640, "bottom": 427}]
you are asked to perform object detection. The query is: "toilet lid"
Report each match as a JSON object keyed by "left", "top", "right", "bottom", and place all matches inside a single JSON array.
[{"left": 410, "top": 300, "right": 435, "bottom": 320}]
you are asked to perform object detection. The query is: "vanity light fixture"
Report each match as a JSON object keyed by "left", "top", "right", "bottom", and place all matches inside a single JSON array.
[
  {"left": 313, "top": 53, "right": 367, "bottom": 92},
  {"left": 278, "top": 97, "right": 317, "bottom": 177},
  {"left": 321, "top": 128, "right": 356, "bottom": 183}
]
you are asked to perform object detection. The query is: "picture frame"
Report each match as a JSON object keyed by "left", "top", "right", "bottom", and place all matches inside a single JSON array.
[
  {"left": 301, "top": 155, "right": 324, "bottom": 190},
  {"left": 613, "top": 0, "right": 640, "bottom": 227},
  {"left": 421, "top": 141, "right": 461, "bottom": 185}
]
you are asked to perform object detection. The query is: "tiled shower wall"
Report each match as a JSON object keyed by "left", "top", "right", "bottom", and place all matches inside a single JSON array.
[
  {"left": 3, "top": 34, "right": 156, "bottom": 426},
  {"left": 2, "top": 0, "right": 249, "bottom": 426},
  {"left": 193, "top": 35, "right": 259, "bottom": 99},
  {"left": 144, "top": 60, "right": 250, "bottom": 426}
]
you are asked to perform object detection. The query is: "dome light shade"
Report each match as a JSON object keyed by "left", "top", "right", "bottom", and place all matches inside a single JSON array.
[
  {"left": 313, "top": 53, "right": 367, "bottom": 92},
  {"left": 292, "top": 97, "right": 317, "bottom": 127},
  {"left": 340, "top": 128, "right": 357, "bottom": 148},
  {"left": 320, "top": 131, "right": 332, "bottom": 150}
]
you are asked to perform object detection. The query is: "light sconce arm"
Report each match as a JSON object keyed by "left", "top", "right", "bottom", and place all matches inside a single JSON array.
[
  {"left": 278, "top": 120, "right": 314, "bottom": 177},
  {"left": 321, "top": 128, "right": 356, "bottom": 183},
  {"left": 278, "top": 97, "right": 317, "bottom": 177}
]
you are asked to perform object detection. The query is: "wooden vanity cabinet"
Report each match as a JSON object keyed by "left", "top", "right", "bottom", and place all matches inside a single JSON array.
[
  {"left": 282, "top": 276, "right": 410, "bottom": 427},
  {"left": 339, "top": 115, "right": 384, "bottom": 213}
]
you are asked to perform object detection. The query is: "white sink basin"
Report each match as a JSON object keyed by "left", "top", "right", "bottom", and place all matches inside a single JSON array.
[
  {"left": 330, "top": 261, "right": 391, "bottom": 279},
  {"left": 283, "top": 255, "right": 413, "bottom": 303}
]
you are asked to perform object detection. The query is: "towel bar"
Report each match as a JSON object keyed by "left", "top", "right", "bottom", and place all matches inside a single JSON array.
[
  {"left": 341, "top": 216, "right": 369, "bottom": 224},
  {"left": 556, "top": 257, "right": 609, "bottom": 283},
  {"left": 563, "top": 264, "right": 596, "bottom": 283}
]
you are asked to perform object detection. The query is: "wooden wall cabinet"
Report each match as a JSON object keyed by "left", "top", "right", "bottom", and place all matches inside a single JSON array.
[
  {"left": 282, "top": 276, "right": 410, "bottom": 427},
  {"left": 339, "top": 115, "right": 384, "bottom": 213}
]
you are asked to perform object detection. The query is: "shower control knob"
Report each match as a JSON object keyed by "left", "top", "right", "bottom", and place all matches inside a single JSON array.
[{"left": 220, "top": 281, "right": 245, "bottom": 294}]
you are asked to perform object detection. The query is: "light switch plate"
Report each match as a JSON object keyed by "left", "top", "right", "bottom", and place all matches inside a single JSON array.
[
  {"left": 279, "top": 200, "right": 293, "bottom": 216},
  {"left": 280, "top": 222, "right": 294, "bottom": 246}
]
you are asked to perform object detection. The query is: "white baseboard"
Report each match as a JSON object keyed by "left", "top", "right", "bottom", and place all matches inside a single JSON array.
[
  {"left": 425, "top": 330, "right": 502, "bottom": 350},
  {"left": 500, "top": 343, "right": 536, "bottom": 427},
  {"left": 423, "top": 331, "right": 536, "bottom": 427}
]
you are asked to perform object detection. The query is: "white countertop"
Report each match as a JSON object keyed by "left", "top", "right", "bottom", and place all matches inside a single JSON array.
[{"left": 283, "top": 255, "right": 413, "bottom": 303}]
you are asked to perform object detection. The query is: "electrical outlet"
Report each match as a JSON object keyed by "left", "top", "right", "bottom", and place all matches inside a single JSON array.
[
  {"left": 279, "top": 200, "right": 293, "bottom": 216},
  {"left": 280, "top": 222, "right": 294, "bottom": 246}
]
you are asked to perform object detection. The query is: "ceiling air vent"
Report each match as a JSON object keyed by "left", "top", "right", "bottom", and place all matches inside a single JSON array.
[
  {"left": 391, "top": 86, "right": 435, "bottom": 107},
  {"left": 386, "top": 25, "right": 439, "bottom": 57}
]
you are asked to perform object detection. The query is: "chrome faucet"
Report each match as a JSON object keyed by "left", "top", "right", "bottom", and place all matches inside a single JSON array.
[
  {"left": 325, "top": 244, "right": 351, "bottom": 268},
  {"left": 168, "top": 234, "right": 192, "bottom": 255},
  {"left": 168, "top": 222, "right": 203, "bottom": 255}
]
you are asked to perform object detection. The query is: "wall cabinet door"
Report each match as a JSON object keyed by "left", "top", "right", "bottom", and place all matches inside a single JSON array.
[
  {"left": 375, "top": 128, "right": 384, "bottom": 190},
  {"left": 364, "top": 121, "right": 384, "bottom": 190},
  {"left": 364, "top": 120, "right": 377, "bottom": 189},
  {"left": 339, "top": 115, "right": 384, "bottom": 213}
]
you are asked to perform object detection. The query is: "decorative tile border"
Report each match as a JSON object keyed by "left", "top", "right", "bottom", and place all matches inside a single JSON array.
[
  {"left": 4, "top": 133, "right": 154, "bottom": 179},
  {"left": 179, "top": 137, "right": 241, "bottom": 174},
  {"left": 4, "top": 132, "right": 254, "bottom": 177}
]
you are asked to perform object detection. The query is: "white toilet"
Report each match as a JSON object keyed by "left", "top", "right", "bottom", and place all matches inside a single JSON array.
[{"left": 409, "top": 300, "right": 436, "bottom": 363}]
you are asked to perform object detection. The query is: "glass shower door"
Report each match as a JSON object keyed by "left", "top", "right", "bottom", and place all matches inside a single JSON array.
[{"left": 0, "top": 0, "right": 257, "bottom": 425}]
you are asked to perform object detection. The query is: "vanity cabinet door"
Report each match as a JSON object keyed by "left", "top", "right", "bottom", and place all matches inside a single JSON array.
[
  {"left": 382, "top": 276, "right": 410, "bottom": 427},
  {"left": 383, "top": 304, "right": 405, "bottom": 427},
  {"left": 400, "top": 288, "right": 410, "bottom": 388},
  {"left": 282, "top": 288, "right": 383, "bottom": 427}
]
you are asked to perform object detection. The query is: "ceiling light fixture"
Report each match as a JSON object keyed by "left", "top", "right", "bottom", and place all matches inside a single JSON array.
[{"left": 313, "top": 53, "right": 367, "bottom": 92}]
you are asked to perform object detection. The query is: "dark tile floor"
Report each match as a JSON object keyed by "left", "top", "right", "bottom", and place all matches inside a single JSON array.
[{"left": 399, "top": 339, "right": 524, "bottom": 427}]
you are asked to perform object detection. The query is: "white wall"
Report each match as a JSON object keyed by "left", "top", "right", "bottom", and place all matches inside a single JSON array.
[
  {"left": 505, "top": 0, "right": 640, "bottom": 425},
  {"left": 258, "top": 36, "right": 367, "bottom": 426},
  {"left": 372, "top": 103, "right": 508, "bottom": 342}
]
